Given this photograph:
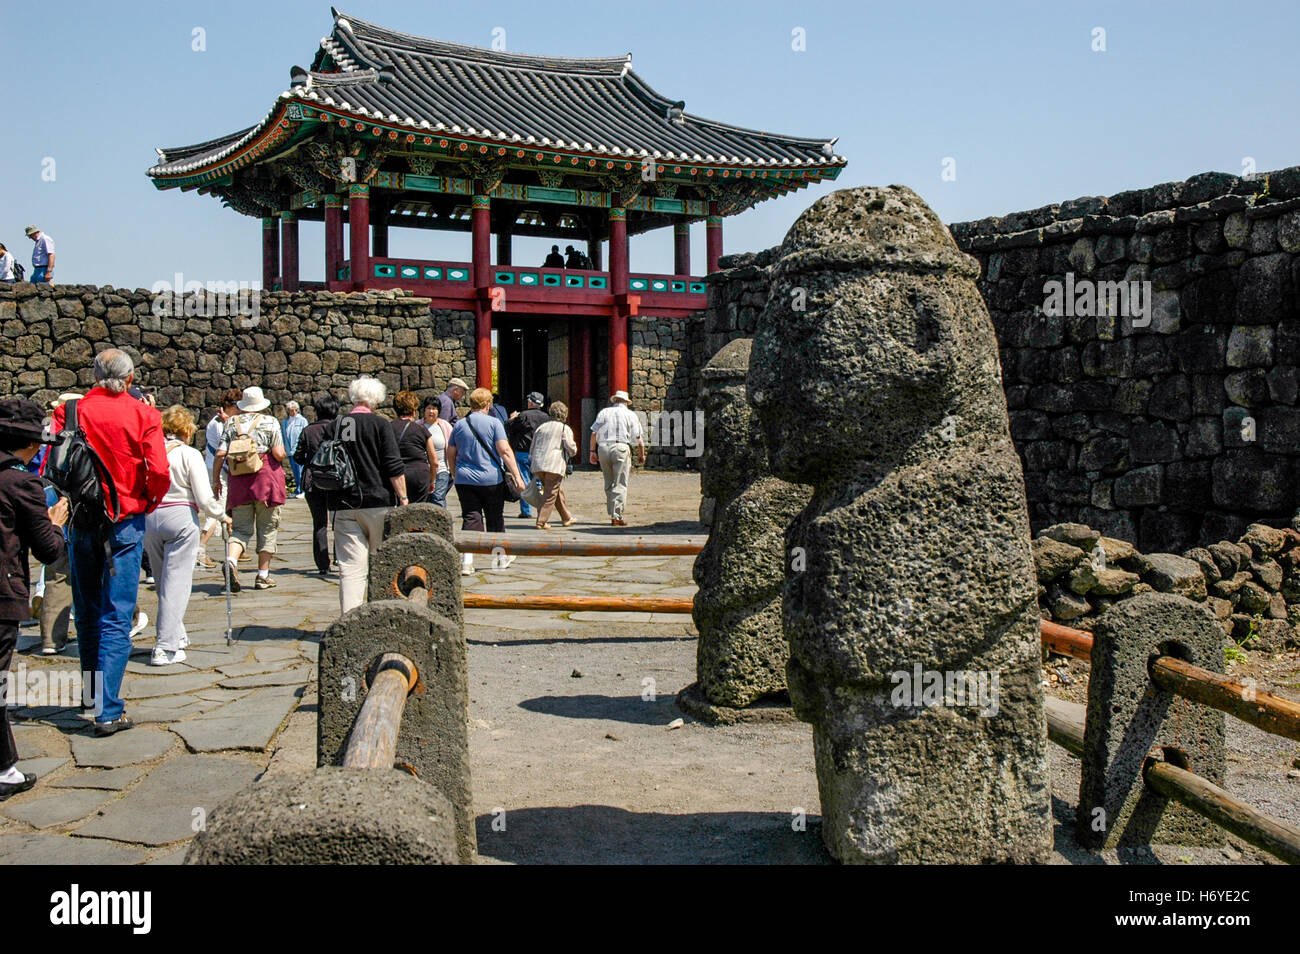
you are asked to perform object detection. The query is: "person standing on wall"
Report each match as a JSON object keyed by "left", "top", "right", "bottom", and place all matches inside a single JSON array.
[
  {"left": 0, "top": 399, "right": 68, "bottom": 797},
  {"left": 507, "top": 391, "right": 549, "bottom": 520},
  {"left": 589, "top": 390, "right": 645, "bottom": 527},
  {"left": 24, "top": 226, "right": 54, "bottom": 283}
]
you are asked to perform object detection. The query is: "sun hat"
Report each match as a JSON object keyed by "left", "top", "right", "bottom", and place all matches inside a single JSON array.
[
  {"left": 0, "top": 398, "right": 57, "bottom": 444},
  {"left": 448, "top": 378, "right": 469, "bottom": 391},
  {"left": 526, "top": 391, "right": 544, "bottom": 407},
  {"left": 610, "top": 390, "right": 631, "bottom": 405},
  {"left": 23, "top": 226, "right": 38, "bottom": 237},
  {"left": 47, "top": 392, "right": 83, "bottom": 410},
  {"left": 237, "top": 386, "right": 271, "bottom": 413}
]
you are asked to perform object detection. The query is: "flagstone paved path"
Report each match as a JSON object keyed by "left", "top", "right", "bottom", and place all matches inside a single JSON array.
[{"left": 0, "top": 471, "right": 1288, "bottom": 864}]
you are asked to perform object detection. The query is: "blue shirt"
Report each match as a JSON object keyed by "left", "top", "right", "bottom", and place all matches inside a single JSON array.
[
  {"left": 450, "top": 413, "right": 507, "bottom": 486},
  {"left": 31, "top": 234, "right": 54, "bottom": 267},
  {"left": 281, "top": 413, "right": 307, "bottom": 454}
]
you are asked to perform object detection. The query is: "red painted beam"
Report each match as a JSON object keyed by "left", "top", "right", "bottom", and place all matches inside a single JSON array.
[{"left": 349, "top": 185, "right": 370, "bottom": 292}]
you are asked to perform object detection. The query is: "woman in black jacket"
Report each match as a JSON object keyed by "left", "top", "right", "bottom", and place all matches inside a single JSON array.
[
  {"left": 332, "top": 378, "right": 408, "bottom": 615},
  {"left": 293, "top": 394, "right": 339, "bottom": 575},
  {"left": 0, "top": 399, "right": 68, "bottom": 799}
]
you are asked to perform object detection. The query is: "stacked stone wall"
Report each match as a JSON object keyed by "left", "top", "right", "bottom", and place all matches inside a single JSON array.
[
  {"left": 0, "top": 283, "right": 475, "bottom": 421},
  {"left": 950, "top": 165, "right": 1300, "bottom": 551}
]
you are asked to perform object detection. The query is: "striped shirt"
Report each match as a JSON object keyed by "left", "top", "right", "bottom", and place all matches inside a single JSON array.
[{"left": 590, "top": 404, "right": 643, "bottom": 447}]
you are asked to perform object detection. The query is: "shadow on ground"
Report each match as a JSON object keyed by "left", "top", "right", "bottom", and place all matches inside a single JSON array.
[
  {"left": 475, "top": 804, "right": 830, "bottom": 864},
  {"left": 517, "top": 693, "right": 682, "bottom": 725}
]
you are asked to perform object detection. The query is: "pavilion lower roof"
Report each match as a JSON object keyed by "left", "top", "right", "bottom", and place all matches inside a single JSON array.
[{"left": 147, "top": 8, "right": 845, "bottom": 187}]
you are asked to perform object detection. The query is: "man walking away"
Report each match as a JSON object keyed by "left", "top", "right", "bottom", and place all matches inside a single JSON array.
[
  {"left": 0, "top": 399, "right": 68, "bottom": 796},
  {"left": 52, "top": 350, "right": 170, "bottom": 735},
  {"left": 589, "top": 390, "right": 645, "bottom": 526},
  {"left": 24, "top": 226, "right": 54, "bottom": 283},
  {"left": 281, "top": 401, "right": 308, "bottom": 497},
  {"left": 507, "top": 391, "right": 549, "bottom": 519},
  {"left": 438, "top": 378, "right": 467, "bottom": 427}
]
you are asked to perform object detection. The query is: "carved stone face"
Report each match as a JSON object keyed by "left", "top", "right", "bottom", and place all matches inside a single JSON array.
[
  {"left": 748, "top": 186, "right": 988, "bottom": 486},
  {"left": 698, "top": 339, "right": 766, "bottom": 502}
]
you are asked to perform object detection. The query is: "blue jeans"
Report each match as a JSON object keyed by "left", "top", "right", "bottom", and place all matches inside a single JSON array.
[
  {"left": 290, "top": 458, "right": 304, "bottom": 494},
  {"left": 31, "top": 266, "right": 49, "bottom": 283},
  {"left": 429, "top": 470, "right": 451, "bottom": 508},
  {"left": 516, "top": 452, "right": 533, "bottom": 515},
  {"left": 68, "top": 515, "right": 145, "bottom": 722}
]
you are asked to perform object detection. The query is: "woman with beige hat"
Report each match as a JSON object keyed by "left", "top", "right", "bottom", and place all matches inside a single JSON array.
[{"left": 211, "top": 386, "right": 287, "bottom": 593}]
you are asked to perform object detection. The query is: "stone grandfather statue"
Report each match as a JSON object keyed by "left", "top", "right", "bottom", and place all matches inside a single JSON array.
[
  {"left": 748, "top": 185, "right": 1051, "bottom": 863},
  {"left": 681, "top": 339, "right": 808, "bottom": 721}
]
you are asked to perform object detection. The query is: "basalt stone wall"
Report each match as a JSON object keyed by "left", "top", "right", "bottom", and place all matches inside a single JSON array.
[
  {"left": 949, "top": 165, "right": 1300, "bottom": 553},
  {"left": 0, "top": 282, "right": 476, "bottom": 420}
]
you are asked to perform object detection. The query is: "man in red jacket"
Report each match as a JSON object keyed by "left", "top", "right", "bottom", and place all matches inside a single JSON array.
[{"left": 51, "top": 350, "right": 170, "bottom": 735}]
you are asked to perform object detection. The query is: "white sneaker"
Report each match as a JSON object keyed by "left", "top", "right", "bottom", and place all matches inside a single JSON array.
[
  {"left": 150, "top": 648, "right": 186, "bottom": 666},
  {"left": 129, "top": 611, "right": 148, "bottom": 638},
  {"left": 461, "top": 554, "right": 474, "bottom": 576}
]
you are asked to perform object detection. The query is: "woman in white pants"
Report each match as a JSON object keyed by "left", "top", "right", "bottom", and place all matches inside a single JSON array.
[{"left": 145, "top": 406, "right": 228, "bottom": 665}]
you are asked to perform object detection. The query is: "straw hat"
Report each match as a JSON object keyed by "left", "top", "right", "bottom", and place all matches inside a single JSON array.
[{"left": 610, "top": 390, "right": 631, "bottom": 405}]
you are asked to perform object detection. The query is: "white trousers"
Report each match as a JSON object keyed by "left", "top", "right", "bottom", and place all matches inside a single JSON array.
[{"left": 334, "top": 507, "right": 389, "bottom": 615}]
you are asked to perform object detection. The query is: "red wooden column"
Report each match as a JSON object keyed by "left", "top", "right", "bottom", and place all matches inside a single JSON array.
[
  {"left": 568, "top": 317, "right": 584, "bottom": 439},
  {"left": 324, "top": 194, "right": 343, "bottom": 289},
  {"left": 706, "top": 202, "right": 723, "bottom": 274},
  {"left": 674, "top": 222, "right": 691, "bottom": 275},
  {"left": 261, "top": 216, "right": 280, "bottom": 290},
  {"left": 280, "top": 211, "right": 300, "bottom": 293},
  {"left": 608, "top": 206, "right": 629, "bottom": 395},
  {"left": 349, "top": 184, "right": 370, "bottom": 291},
  {"left": 472, "top": 194, "right": 493, "bottom": 389},
  {"left": 371, "top": 202, "right": 388, "bottom": 258}
]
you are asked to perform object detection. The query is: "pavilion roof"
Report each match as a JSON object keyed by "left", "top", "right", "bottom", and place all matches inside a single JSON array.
[{"left": 148, "top": 8, "right": 845, "bottom": 181}]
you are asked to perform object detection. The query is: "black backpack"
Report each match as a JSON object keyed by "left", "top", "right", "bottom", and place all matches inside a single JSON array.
[
  {"left": 308, "top": 416, "right": 357, "bottom": 496},
  {"left": 45, "top": 399, "right": 121, "bottom": 527},
  {"left": 13, "top": 262, "right": 24, "bottom": 281}
]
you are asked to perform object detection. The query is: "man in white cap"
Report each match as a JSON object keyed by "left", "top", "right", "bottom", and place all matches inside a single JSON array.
[
  {"left": 211, "top": 386, "right": 288, "bottom": 592},
  {"left": 589, "top": 390, "right": 645, "bottom": 526},
  {"left": 24, "top": 226, "right": 55, "bottom": 284},
  {"left": 438, "top": 378, "right": 468, "bottom": 426}
]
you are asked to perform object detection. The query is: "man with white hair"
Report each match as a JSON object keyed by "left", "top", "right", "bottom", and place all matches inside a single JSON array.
[
  {"left": 331, "top": 376, "right": 409, "bottom": 614},
  {"left": 281, "top": 400, "right": 308, "bottom": 498},
  {"left": 438, "top": 378, "right": 468, "bottom": 426},
  {"left": 50, "top": 349, "right": 170, "bottom": 735},
  {"left": 589, "top": 390, "right": 646, "bottom": 526}
]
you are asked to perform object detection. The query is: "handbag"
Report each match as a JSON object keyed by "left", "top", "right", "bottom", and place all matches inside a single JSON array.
[
  {"left": 467, "top": 416, "right": 521, "bottom": 502},
  {"left": 519, "top": 477, "right": 544, "bottom": 509}
]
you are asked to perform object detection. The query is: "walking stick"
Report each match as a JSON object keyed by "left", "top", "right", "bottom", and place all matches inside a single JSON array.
[{"left": 221, "top": 521, "right": 234, "bottom": 647}]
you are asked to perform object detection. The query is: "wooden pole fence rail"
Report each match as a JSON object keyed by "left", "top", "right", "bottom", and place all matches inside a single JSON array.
[
  {"left": 341, "top": 653, "right": 421, "bottom": 771},
  {"left": 456, "top": 535, "right": 705, "bottom": 557},
  {"left": 454, "top": 534, "right": 1300, "bottom": 862},
  {"left": 1144, "top": 759, "right": 1300, "bottom": 866}
]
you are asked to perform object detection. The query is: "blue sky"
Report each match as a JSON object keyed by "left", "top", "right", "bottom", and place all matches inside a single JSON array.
[{"left": 5, "top": 0, "right": 1299, "bottom": 288}]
